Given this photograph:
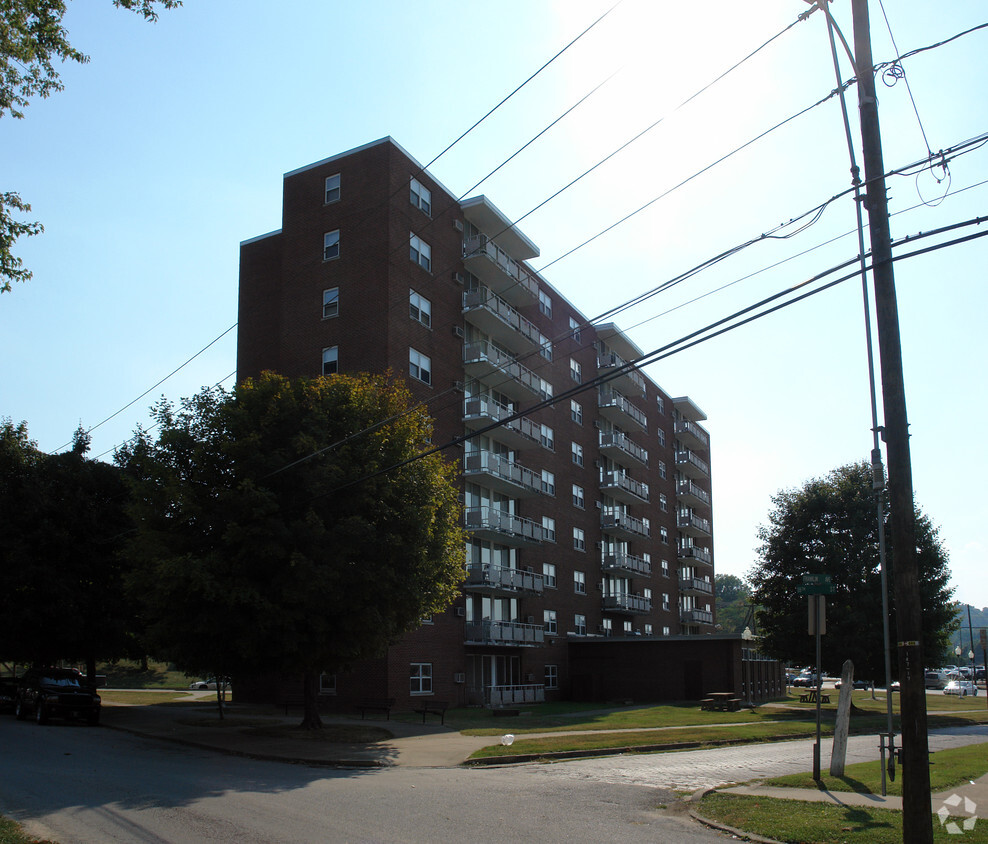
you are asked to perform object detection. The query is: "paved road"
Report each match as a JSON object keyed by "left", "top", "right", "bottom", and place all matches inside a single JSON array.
[{"left": 0, "top": 718, "right": 729, "bottom": 844}]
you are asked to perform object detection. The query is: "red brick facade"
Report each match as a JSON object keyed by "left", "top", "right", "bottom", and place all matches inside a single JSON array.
[{"left": 236, "top": 137, "right": 718, "bottom": 710}]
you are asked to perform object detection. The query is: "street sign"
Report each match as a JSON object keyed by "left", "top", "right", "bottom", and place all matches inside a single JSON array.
[
  {"left": 802, "top": 573, "right": 833, "bottom": 585},
  {"left": 798, "top": 583, "right": 835, "bottom": 596}
]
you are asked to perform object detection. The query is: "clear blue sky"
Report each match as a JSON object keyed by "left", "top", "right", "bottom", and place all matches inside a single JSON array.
[{"left": 3, "top": 1, "right": 986, "bottom": 609}]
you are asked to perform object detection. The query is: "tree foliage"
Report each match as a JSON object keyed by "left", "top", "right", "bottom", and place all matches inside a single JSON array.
[
  {"left": 0, "top": 0, "right": 181, "bottom": 291},
  {"left": 714, "top": 573, "right": 752, "bottom": 636},
  {"left": 0, "top": 419, "right": 134, "bottom": 669},
  {"left": 118, "top": 371, "right": 466, "bottom": 727},
  {"left": 750, "top": 462, "right": 956, "bottom": 678}
]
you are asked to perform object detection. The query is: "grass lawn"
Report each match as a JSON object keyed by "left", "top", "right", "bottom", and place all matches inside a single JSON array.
[
  {"left": 95, "top": 659, "right": 191, "bottom": 689},
  {"left": 100, "top": 689, "right": 201, "bottom": 706},
  {"left": 764, "top": 742, "right": 988, "bottom": 797},
  {"left": 696, "top": 793, "right": 988, "bottom": 843},
  {"left": 0, "top": 816, "right": 55, "bottom": 844}
]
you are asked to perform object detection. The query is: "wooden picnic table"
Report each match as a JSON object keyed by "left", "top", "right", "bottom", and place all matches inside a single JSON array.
[
  {"left": 799, "top": 689, "right": 831, "bottom": 704},
  {"left": 700, "top": 692, "right": 742, "bottom": 712}
]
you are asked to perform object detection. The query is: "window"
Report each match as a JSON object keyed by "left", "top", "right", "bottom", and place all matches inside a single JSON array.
[
  {"left": 409, "top": 662, "right": 432, "bottom": 695},
  {"left": 539, "top": 289, "right": 552, "bottom": 317},
  {"left": 570, "top": 399, "right": 582, "bottom": 425},
  {"left": 569, "top": 317, "right": 581, "bottom": 343},
  {"left": 572, "top": 484, "right": 584, "bottom": 509},
  {"left": 574, "top": 614, "right": 586, "bottom": 636},
  {"left": 540, "top": 341, "right": 552, "bottom": 361},
  {"left": 319, "top": 673, "right": 337, "bottom": 694},
  {"left": 573, "top": 528, "right": 585, "bottom": 551},
  {"left": 540, "top": 424, "right": 554, "bottom": 451},
  {"left": 323, "top": 229, "right": 340, "bottom": 261},
  {"left": 658, "top": 461, "right": 667, "bottom": 479},
  {"left": 322, "top": 346, "right": 338, "bottom": 375},
  {"left": 543, "top": 563, "right": 556, "bottom": 588},
  {"left": 410, "top": 177, "right": 431, "bottom": 215},
  {"left": 662, "top": 592, "right": 671, "bottom": 611},
  {"left": 409, "top": 289, "right": 431, "bottom": 327},
  {"left": 542, "top": 516, "right": 556, "bottom": 542},
  {"left": 661, "top": 559, "right": 671, "bottom": 577},
  {"left": 324, "top": 173, "right": 341, "bottom": 204},
  {"left": 659, "top": 493, "right": 667, "bottom": 512},
  {"left": 574, "top": 570, "right": 586, "bottom": 594},
  {"left": 660, "top": 526, "right": 669, "bottom": 544},
  {"left": 643, "top": 587, "right": 652, "bottom": 603},
  {"left": 656, "top": 396, "right": 665, "bottom": 414},
  {"left": 544, "top": 609, "right": 557, "bottom": 634},
  {"left": 570, "top": 358, "right": 582, "bottom": 383},
  {"left": 545, "top": 664, "right": 558, "bottom": 689},
  {"left": 644, "top": 623, "right": 653, "bottom": 636},
  {"left": 571, "top": 442, "right": 584, "bottom": 466},
  {"left": 623, "top": 620, "right": 633, "bottom": 634},
  {"left": 657, "top": 427, "right": 666, "bottom": 447},
  {"left": 420, "top": 614, "right": 434, "bottom": 624},
  {"left": 322, "top": 287, "right": 339, "bottom": 319},
  {"left": 663, "top": 625, "right": 671, "bottom": 636},
  {"left": 539, "top": 378, "right": 553, "bottom": 401},
  {"left": 409, "top": 348, "right": 431, "bottom": 385},
  {"left": 541, "top": 469, "right": 555, "bottom": 496},
  {"left": 601, "top": 618, "right": 612, "bottom": 636},
  {"left": 409, "top": 233, "right": 431, "bottom": 271}
]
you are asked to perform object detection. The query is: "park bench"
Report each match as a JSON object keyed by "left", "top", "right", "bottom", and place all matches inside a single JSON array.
[
  {"left": 412, "top": 699, "right": 449, "bottom": 725},
  {"left": 356, "top": 697, "right": 396, "bottom": 720},
  {"left": 276, "top": 692, "right": 305, "bottom": 715},
  {"left": 799, "top": 692, "right": 830, "bottom": 704}
]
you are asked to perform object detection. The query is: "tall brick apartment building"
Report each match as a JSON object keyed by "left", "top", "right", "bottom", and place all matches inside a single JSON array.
[{"left": 237, "top": 137, "right": 718, "bottom": 709}]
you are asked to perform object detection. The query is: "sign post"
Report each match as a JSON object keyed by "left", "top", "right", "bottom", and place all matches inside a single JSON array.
[{"left": 802, "top": 574, "right": 834, "bottom": 781}]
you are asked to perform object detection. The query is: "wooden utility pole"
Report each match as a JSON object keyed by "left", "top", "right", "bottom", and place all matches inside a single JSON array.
[{"left": 849, "top": 1, "right": 933, "bottom": 841}]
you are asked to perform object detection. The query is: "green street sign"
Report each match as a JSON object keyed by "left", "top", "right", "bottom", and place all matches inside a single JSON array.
[
  {"left": 797, "top": 583, "right": 835, "bottom": 596},
  {"left": 802, "top": 574, "right": 833, "bottom": 585}
]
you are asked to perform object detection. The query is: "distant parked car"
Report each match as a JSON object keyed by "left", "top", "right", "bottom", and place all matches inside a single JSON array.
[
  {"left": 834, "top": 679, "right": 871, "bottom": 690},
  {"left": 189, "top": 678, "right": 230, "bottom": 691},
  {"left": 944, "top": 679, "right": 978, "bottom": 697},
  {"left": 792, "top": 671, "right": 820, "bottom": 688},
  {"left": 14, "top": 668, "right": 101, "bottom": 725},
  {"left": 925, "top": 670, "right": 948, "bottom": 690}
]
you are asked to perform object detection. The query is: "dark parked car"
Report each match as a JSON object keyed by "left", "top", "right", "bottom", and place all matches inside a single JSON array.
[
  {"left": 792, "top": 671, "right": 820, "bottom": 688},
  {"left": 0, "top": 677, "right": 17, "bottom": 712},
  {"left": 14, "top": 668, "right": 101, "bottom": 725}
]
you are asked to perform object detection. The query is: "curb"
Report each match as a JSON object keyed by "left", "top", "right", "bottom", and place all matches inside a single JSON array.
[{"left": 684, "top": 788, "right": 785, "bottom": 844}]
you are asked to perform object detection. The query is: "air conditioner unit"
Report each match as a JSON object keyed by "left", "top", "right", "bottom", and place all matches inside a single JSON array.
[
  {"left": 526, "top": 616, "right": 535, "bottom": 624},
  {"left": 595, "top": 500, "right": 603, "bottom": 509},
  {"left": 452, "top": 325, "right": 465, "bottom": 338},
  {"left": 453, "top": 270, "right": 466, "bottom": 284},
  {"left": 453, "top": 672, "right": 465, "bottom": 683},
  {"left": 455, "top": 606, "right": 465, "bottom": 617},
  {"left": 593, "top": 421, "right": 601, "bottom": 429},
  {"left": 453, "top": 219, "right": 464, "bottom": 233},
  {"left": 457, "top": 493, "right": 465, "bottom": 504},
  {"left": 595, "top": 541, "right": 603, "bottom": 551},
  {"left": 452, "top": 380, "right": 465, "bottom": 392},
  {"left": 525, "top": 673, "right": 534, "bottom": 683}
]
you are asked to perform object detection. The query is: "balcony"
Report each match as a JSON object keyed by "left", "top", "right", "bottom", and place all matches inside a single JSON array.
[
  {"left": 465, "top": 564, "right": 544, "bottom": 596},
  {"left": 679, "top": 576, "right": 714, "bottom": 596},
  {"left": 677, "top": 544, "right": 712, "bottom": 565},
  {"left": 463, "top": 340, "right": 544, "bottom": 402},
  {"left": 465, "top": 507, "right": 546, "bottom": 547},
  {"left": 462, "top": 234, "right": 539, "bottom": 307},
  {"left": 674, "top": 449, "right": 709, "bottom": 480},
  {"left": 598, "top": 389, "right": 647, "bottom": 431},
  {"left": 680, "top": 608, "right": 714, "bottom": 625},
  {"left": 488, "top": 684, "right": 546, "bottom": 706},
  {"left": 463, "top": 288, "right": 549, "bottom": 354},
  {"left": 601, "top": 510, "right": 650, "bottom": 540},
  {"left": 464, "top": 620, "right": 545, "bottom": 647},
  {"left": 677, "top": 508, "right": 712, "bottom": 537},
  {"left": 463, "top": 396, "right": 542, "bottom": 450},
  {"left": 463, "top": 450, "right": 543, "bottom": 498},
  {"left": 599, "top": 470, "right": 649, "bottom": 504},
  {"left": 598, "top": 431, "right": 649, "bottom": 467},
  {"left": 602, "top": 552, "right": 652, "bottom": 578},
  {"left": 676, "top": 478, "right": 710, "bottom": 507},
  {"left": 597, "top": 352, "right": 646, "bottom": 397},
  {"left": 674, "top": 418, "right": 710, "bottom": 450},
  {"left": 603, "top": 593, "right": 652, "bottom": 615}
]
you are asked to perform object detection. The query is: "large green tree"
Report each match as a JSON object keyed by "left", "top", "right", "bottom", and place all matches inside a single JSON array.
[
  {"left": 0, "top": 0, "right": 181, "bottom": 292},
  {"left": 714, "top": 573, "right": 753, "bottom": 636},
  {"left": 0, "top": 419, "right": 134, "bottom": 672},
  {"left": 750, "top": 462, "right": 955, "bottom": 680},
  {"left": 118, "top": 371, "right": 465, "bottom": 728}
]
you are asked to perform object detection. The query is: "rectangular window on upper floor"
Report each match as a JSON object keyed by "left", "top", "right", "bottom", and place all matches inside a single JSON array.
[
  {"left": 409, "top": 289, "right": 431, "bottom": 327},
  {"left": 573, "top": 528, "right": 586, "bottom": 552},
  {"left": 409, "top": 348, "right": 431, "bottom": 385},
  {"left": 323, "top": 287, "right": 339, "bottom": 319},
  {"left": 571, "top": 442, "right": 584, "bottom": 467},
  {"left": 324, "top": 173, "right": 341, "bottom": 204},
  {"left": 410, "top": 177, "right": 432, "bottom": 215},
  {"left": 569, "top": 317, "right": 581, "bottom": 343},
  {"left": 410, "top": 233, "right": 431, "bottom": 271},
  {"left": 323, "top": 229, "right": 340, "bottom": 261},
  {"left": 572, "top": 484, "right": 585, "bottom": 509},
  {"left": 541, "top": 469, "right": 555, "bottom": 496},
  {"left": 543, "top": 563, "right": 556, "bottom": 588},
  {"left": 658, "top": 427, "right": 666, "bottom": 447},
  {"left": 322, "top": 346, "right": 338, "bottom": 376},
  {"left": 539, "top": 289, "right": 552, "bottom": 318},
  {"left": 574, "top": 570, "right": 586, "bottom": 593},
  {"left": 570, "top": 358, "right": 582, "bottom": 383},
  {"left": 570, "top": 400, "right": 582, "bottom": 425}
]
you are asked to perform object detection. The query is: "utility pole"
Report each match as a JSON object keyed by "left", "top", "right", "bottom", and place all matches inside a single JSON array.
[{"left": 849, "top": 1, "right": 933, "bottom": 841}]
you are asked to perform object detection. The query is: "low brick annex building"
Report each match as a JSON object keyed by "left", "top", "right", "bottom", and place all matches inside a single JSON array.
[{"left": 236, "top": 136, "right": 731, "bottom": 711}]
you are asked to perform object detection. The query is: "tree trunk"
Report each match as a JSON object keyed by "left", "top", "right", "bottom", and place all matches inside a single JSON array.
[
  {"left": 830, "top": 659, "right": 854, "bottom": 776},
  {"left": 299, "top": 671, "right": 323, "bottom": 730}
]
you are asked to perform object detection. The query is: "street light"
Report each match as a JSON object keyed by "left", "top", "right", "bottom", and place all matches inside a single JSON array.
[{"left": 742, "top": 627, "right": 754, "bottom": 704}]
